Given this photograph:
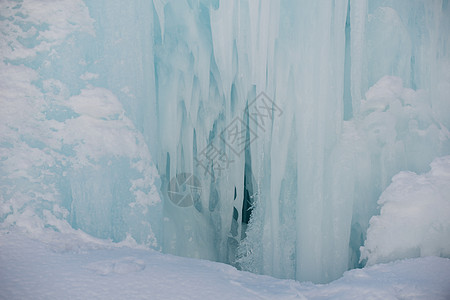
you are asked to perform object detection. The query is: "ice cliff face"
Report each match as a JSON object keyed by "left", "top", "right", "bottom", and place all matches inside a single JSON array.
[
  {"left": 1, "top": 0, "right": 449, "bottom": 283},
  {"left": 0, "top": 0, "right": 161, "bottom": 247}
]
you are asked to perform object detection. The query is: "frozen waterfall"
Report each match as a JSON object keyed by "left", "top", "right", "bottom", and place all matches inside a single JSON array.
[{"left": 1, "top": 0, "right": 449, "bottom": 284}]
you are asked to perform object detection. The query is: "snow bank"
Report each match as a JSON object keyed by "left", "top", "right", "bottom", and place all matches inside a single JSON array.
[
  {"left": 361, "top": 156, "right": 450, "bottom": 265},
  {"left": 1, "top": 231, "right": 449, "bottom": 300}
]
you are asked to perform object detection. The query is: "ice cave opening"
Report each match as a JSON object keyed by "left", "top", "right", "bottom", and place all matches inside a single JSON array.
[{"left": 1, "top": 0, "right": 450, "bottom": 284}]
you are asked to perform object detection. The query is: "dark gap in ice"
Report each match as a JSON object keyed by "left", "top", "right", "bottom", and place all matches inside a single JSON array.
[
  {"left": 241, "top": 103, "right": 254, "bottom": 239},
  {"left": 343, "top": 0, "right": 353, "bottom": 121}
]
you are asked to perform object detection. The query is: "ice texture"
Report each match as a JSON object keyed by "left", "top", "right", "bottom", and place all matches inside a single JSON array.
[
  {"left": 1, "top": 0, "right": 450, "bottom": 284},
  {"left": 0, "top": 0, "right": 162, "bottom": 247}
]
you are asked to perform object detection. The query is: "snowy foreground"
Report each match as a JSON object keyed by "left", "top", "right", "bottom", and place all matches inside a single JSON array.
[{"left": 1, "top": 231, "right": 449, "bottom": 300}]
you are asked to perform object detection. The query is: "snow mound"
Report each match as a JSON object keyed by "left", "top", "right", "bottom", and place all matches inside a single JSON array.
[
  {"left": 361, "top": 156, "right": 450, "bottom": 265},
  {"left": 1, "top": 231, "right": 450, "bottom": 300}
]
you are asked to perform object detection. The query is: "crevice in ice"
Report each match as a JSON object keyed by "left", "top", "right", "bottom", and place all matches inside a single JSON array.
[
  {"left": 241, "top": 103, "right": 255, "bottom": 240},
  {"left": 241, "top": 168, "right": 253, "bottom": 240},
  {"left": 343, "top": 0, "right": 352, "bottom": 120},
  {"left": 227, "top": 187, "right": 239, "bottom": 265},
  {"left": 349, "top": 222, "right": 365, "bottom": 269},
  {"left": 165, "top": 152, "right": 170, "bottom": 185}
]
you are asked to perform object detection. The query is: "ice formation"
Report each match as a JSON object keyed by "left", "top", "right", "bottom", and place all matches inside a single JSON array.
[
  {"left": 361, "top": 156, "right": 450, "bottom": 265},
  {"left": 1, "top": 0, "right": 449, "bottom": 284},
  {"left": 0, "top": 0, "right": 161, "bottom": 247}
]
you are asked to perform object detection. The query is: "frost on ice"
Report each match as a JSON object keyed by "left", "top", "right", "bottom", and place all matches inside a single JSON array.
[
  {"left": 0, "top": 0, "right": 161, "bottom": 247},
  {"left": 1, "top": 0, "right": 450, "bottom": 285}
]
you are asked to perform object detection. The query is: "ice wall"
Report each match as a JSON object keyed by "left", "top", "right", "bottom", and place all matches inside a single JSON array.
[
  {"left": 149, "top": 0, "right": 450, "bottom": 283},
  {"left": 1, "top": 0, "right": 449, "bottom": 284},
  {"left": 0, "top": 0, "right": 162, "bottom": 246}
]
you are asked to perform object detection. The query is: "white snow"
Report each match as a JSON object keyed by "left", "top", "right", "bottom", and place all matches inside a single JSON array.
[
  {"left": 0, "top": 0, "right": 94, "bottom": 60},
  {"left": 0, "top": 61, "right": 161, "bottom": 246},
  {"left": 361, "top": 156, "right": 450, "bottom": 265},
  {"left": 1, "top": 230, "right": 449, "bottom": 300}
]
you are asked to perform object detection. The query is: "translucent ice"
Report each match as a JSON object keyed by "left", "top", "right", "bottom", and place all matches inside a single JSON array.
[{"left": 1, "top": 0, "right": 449, "bottom": 284}]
